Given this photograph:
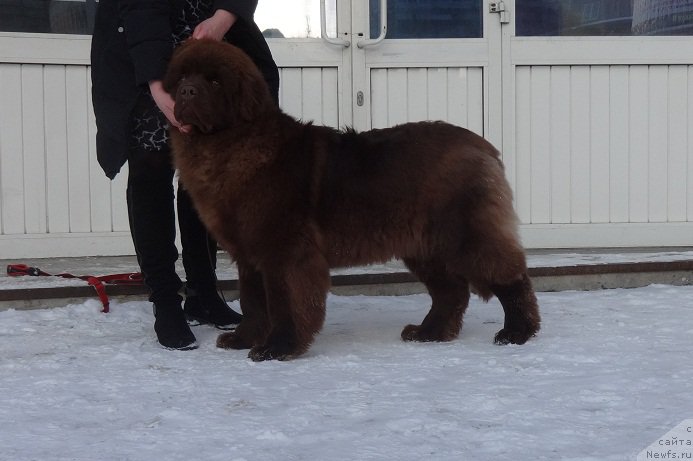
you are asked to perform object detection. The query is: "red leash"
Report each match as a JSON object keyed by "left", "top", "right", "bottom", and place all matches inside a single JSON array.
[{"left": 6, "top": 264, "right": 143, "bottom": 313}]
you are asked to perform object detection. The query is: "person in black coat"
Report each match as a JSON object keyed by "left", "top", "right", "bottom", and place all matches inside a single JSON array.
[{"left": 91, "top": 0, "right": 279, "bottom": 350}]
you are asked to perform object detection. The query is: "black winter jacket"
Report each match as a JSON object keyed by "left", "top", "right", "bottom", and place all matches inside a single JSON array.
[{"left": 91, "top": 0, "right": 279, "bottom": 179}]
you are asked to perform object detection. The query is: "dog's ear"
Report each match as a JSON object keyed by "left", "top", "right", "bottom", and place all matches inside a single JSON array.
[
  {"left": 222, "top": 43, "right": 273, "bottom": 121},
  {"left": 235, "top": 67, "right": 273, "bottom": 121},
  {"left": 163, "top": 47, "right": 187, "bottom": 95}
]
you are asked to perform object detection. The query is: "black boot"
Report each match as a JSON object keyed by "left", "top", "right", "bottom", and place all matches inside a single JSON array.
[
  {"left": 178, "top": 186, "right": 243, "bottom": 330},
  {"left": 153, "top": 301, "right": 198, "bottom": 350},
  {"left": 183, "top": 286, "right": 243, "bottom": 329},
  {"left": 127, "top": 148, "right": 197, "bottom": 350}
]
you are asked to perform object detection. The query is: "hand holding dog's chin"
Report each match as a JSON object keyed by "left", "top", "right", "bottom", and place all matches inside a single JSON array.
[
  {"left": 149, "top": 80, "right": 178, "bottom": 125},
  {"left": 149, "top": 80, "right": 190, "bottom": 134},
  {"left": 192, "top": 9, "right": 237, "bottom": 41}
]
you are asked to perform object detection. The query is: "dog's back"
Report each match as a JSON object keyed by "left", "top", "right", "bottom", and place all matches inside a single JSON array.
[{"left": 308, "top": 121, "right": 514, "bottom": 269}]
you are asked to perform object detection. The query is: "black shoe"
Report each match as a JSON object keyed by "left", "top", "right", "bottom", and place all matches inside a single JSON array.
[
  {"left": 153, "top": 302, "right": 198, "bottom": 350},
  {"left": 184, "top": 289, "right": 242, "bottom": 330}
]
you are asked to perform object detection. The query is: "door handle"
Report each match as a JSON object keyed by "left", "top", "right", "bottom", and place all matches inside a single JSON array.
[
  {"left": 320, "top": 0, "right": 350, "bottom": 47},
  {"left": 357, "top": 0, "right": 387, "bottom": 48}
]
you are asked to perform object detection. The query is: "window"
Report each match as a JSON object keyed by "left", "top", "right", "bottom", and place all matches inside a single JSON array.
[
  {"left": 255, "top": 0, "right": 337, "bottom": 39},
  {"left": 516, "top": 0, "right": 693, "bottom": 36},
  {"left": 370, "top": 0, "right": 482, "bottom": 39},
  {"left": 0, "top": 0, "right": 96, "bottom": 35}
]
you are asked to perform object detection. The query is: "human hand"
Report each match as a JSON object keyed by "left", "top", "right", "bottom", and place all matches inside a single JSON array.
[
  {"left": 193, "top": 9, "right": 237, "bottom": 41},
  {"left": 148, "top": 80, "right": 191, "bottom": 134}
]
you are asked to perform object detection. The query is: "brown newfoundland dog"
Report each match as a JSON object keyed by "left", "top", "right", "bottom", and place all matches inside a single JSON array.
[{"left": 164, "top": 39, "right": 540, "bottom": 361}]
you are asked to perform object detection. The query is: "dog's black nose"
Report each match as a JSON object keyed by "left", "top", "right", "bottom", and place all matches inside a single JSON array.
[{"left": 178, "top": 84, "right": 197, "bottom": 101}]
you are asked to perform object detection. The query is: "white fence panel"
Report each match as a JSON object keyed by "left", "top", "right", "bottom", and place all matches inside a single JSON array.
[
  {"left": 45, "top": 65, "right": 71, "bottom": 234},
  {"left": 279, "top": 66, "right": 339, "bottom": 126},
  {"left": 590, "top": 66, "right": 611, "bottom": 223},
  {"left": 21, "top": 64, "right": 48, "bottom": 235},
  {"left": 549, "top": 66, "right": 571, "bottom": 224},
  {"left": 514, "top": 64, "right": 693, "bottom": 228},
  {"left": 0, "top": 62, "right": 134, "bottom": 259},
  {"left": 609, "top": 65, "right": 630, "bottom": 224},
  {"left": 65, "top": 65, "right": 91, "bottom": 233},
  {"left": 0, "top": 62, "right": 339, "bottom": 259},
  {"left": 370, "top": 67, "right": 484, "bottom": 134},
  {"left": 668, "top": 66, "right": 689, "bottom": 223},
  {"left": 0, "top": 64, "right": 24, "bottom": 236}
]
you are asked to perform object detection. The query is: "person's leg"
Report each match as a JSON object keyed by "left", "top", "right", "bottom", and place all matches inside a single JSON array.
[
  {"left": 177, "top": 184, "right": 242, "bottom": 328},
  {"left": 127, "top": 149, "right": 197, "bottom": 349}
]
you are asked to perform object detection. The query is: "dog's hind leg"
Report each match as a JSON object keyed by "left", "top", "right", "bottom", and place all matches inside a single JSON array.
[
  {"left": 464, "top": 238, "right": 540, "bottom": 345},
  {"left": 400, "top": 257, "right": 471, "bottom": 342},
  {"left": 490, "top": 272, "right": 540, "bottom": 345}
]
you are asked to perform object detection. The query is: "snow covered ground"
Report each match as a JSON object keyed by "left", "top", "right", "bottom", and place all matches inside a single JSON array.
[{"left": 1, "top": 284, "right": 692, "bottom": 460}]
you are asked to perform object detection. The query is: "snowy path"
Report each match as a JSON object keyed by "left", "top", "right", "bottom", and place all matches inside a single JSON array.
[{"left": 1, "top": 285, "right": 692, "bottom": 460}]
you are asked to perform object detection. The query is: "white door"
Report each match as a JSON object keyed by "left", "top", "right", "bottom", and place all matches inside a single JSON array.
[
  {"left": 256, "top": 0, "right": 353, "bottom": 127},
  {"left": 260, "top": 0, "right": 693, "bottom": 249},
  {"left": 502, "top": 0, "right": 693, "bottom": 248},
  {"left": 258, "top": 0, "right": 501, "bottom": 141},
  {"left": 349, "top": 0, "right": 499, "bottom": 145}
]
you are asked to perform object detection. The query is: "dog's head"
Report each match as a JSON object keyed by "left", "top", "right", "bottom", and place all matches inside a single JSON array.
[{"left": 164, "top": 39, "right": 273, "bottom": 134}]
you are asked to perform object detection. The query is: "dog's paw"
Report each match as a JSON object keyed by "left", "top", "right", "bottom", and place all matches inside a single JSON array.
[
  {"left": 401, "top": 324, "right": 457, "bottom": 342},
  {"left": 216, "top": 331, "right": 252, "bottom": 350},
  {"left": 248, "top": 344, "right": 294, "bottom": 362},
  {"left": 401, "top": 324, "right": 426, "bottom": 342},
  {"left": 494, "top": 328, "right": 535, "bottom": 345}
]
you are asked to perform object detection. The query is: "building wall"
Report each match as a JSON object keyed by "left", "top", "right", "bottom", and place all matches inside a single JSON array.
[{"left": 2, "top": 2, "right": 693, "bottom": 257}]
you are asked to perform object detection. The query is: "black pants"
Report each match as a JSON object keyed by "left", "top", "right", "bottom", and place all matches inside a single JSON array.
[{"left": 126, "top": 147, "right": 217, "bottom": 305}]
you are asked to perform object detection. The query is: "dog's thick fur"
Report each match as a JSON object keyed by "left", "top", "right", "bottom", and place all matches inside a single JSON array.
[{"left": 164, "top": 39, "right": 540, "bottom": 361}]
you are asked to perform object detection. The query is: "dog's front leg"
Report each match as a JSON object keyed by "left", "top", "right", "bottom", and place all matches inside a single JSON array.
[
  {"left": 248, "top": 249, "right": 330, "bottom": 362},
  {"left": 217, "top": 260, "right": 269, "bottom": 350}
]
